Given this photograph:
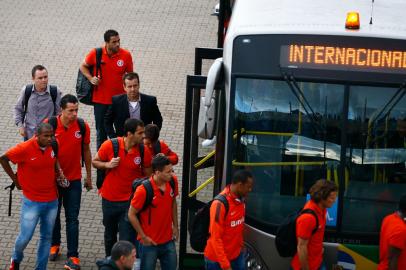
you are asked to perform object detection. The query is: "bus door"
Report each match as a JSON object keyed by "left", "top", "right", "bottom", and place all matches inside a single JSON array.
[{"left": 179, "top": 48, "right": 225, "bottom": 270}]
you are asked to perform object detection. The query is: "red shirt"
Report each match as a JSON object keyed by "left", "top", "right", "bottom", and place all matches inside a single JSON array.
[
  {"left": 98, "top": 137, "right": 152, "bottom": 201},
  {"left": 84, "top": 47, "right": 133, "bottom": 104},
  {"left": 147, "top": 140, "right": 178, "bottom": 165},
  {"left": 291, "top": 200, "right": 327, "bottom": 270},
  {"left": 47, "top": 116, "right": 90, "bottom": 181},
  {"left": 378, "top": 213, "right": 406, "bottom": 270},
  {"left": 131, "top": 175, "right": 179, "bottom": 244},
  {"left": 6, "top": 137, "right": 58, "bottom": 202},
  {"left": 204, "top": 186, "right": 245, "bottom": 269}
]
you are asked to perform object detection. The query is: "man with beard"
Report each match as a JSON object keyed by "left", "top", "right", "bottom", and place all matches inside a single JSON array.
[{"left": 79, "top": 29, "right": 133, "bottom": 149}]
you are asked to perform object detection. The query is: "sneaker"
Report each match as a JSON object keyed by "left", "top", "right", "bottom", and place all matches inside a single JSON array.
[
  {"left": 9, "top": 259, "right": 20, "bottom": 270},
  {"left": 49, "top": 245, "right": 60, "bottom": 261},
  {"left": 64, "top": 257, "right": 80, "bottom": 270},
  {"left": 202, "top": 136, "right": 216, "bottom": 147}
]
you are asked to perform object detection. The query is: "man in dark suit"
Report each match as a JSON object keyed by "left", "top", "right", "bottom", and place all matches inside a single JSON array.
[{"left": 104, "top": 72, "right": 163, "bottom": 138}]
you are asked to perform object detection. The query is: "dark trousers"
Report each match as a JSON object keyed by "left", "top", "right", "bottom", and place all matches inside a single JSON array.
[
  {"left": 51, "top": 180, "right": 82, "bottom": 258},
  {"left": 101, "top": 199, "right": 137, "bottom": 257},
  {"left": 93, "top": 103, "right": 109, "bottom": 150}
]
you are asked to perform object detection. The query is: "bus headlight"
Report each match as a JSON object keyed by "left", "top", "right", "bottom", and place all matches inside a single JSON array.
[{"left": 245, "top": 242, "right": 267, "bottom": 270}]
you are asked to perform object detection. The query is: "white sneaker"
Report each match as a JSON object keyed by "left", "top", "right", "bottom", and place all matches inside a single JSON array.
[{"left": 202, "top": 136, "right": 216, "bottom": 147}]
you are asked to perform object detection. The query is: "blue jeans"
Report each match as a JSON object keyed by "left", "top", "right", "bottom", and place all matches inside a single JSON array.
[
  {"left": 12, "top": 195, "right": 58, "bottom": 270},
  {"left": 102, "top": 199, "right": 137, "bottom": 257},
  {"left": 52, "top": 180, "right": 82, "bottom": 257},
  {"left": 205, "top": 251, "right": 246, "bottom": 270},
  {"left": 93, "top": 103, "right": 109, "bottom": 150},
  {"left": 140, "top": 240, "right": 177, "bottom": 270}
]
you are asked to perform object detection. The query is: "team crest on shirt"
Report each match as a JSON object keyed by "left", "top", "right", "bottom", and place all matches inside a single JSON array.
[
  {"left": 117, "top": 60, "right": 124, "bottom": 67},
  {"left": 75, "top": 131, "right": 82, "bottom": 139},
  {"left": 134, "top": 157, "right": 141, "bottom": 165},
  {"left": 51, "top": 151, "right": 55, "bottom": 158}
]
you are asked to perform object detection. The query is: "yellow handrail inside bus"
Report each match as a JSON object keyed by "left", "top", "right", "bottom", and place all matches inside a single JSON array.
[
  {"left": 194, "top": 150, "right": 216, "bottom": 168},
  {"left": 333, "top": 166, "right": 339, "bottom": 187},
  {"left": 233, "top": 128, "right": 294, "bottom": 137},
  {"left": 232, "top": 161, "right": 325, "bottom": 166},
  {"left": 243, "top": 130, "right": 294, "bottom": 137},
  {"left": 188, "top": 176, "right": 214, "bottom": 197}
]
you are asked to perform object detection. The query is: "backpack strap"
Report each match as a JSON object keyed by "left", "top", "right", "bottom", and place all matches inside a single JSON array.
[
  {"left": 152, "top": 141, "right": 162, "bottom": 155},
  {"left": 141, "top": 179, "right": 155, "bottom": 225},
  {"left": 141, "top": 179, "right": 154, "bottom": 212},
  {"left": 95, "top": 48, "right": 103, "bottom": 78},
  {"left": 300, "top": 209, "right": 319, "bottom": 235},
  {"left": 139, "top": 143, "right": 145, "bottom": 170},
  {"left": 51, "top": 139, "right": 58, "bottom": 157},
  {"left": 77, "top": 118, "right": 86, "bottom": 167},
  {"left": 49, "top": 85, "right": 58, "bottom": 115},
  {"left": 111, "top": 138, "right": 119, "bottom": 158},
  {"left": 213, "top": 194, "right": 229, "bottom": 222},
  {"left": 22, "top": 84, "right": 33, "bottom": 123}
]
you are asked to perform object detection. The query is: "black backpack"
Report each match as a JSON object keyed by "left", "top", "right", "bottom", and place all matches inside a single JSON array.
[
  {"left": 23, "top": 84, "right": 58, "bottom": 122},
  {"left": 76, "top": 47, "right": 102, "bottom": 105},
  {"left": 275, "top": 208, "right": 319, "bottom": 257},
  {"left": 48, "top": 116, "right": 86, "bottom": 166},
  {"left": 96, "top": 140, "right": 145, "bottom": 189},
  {"left": 189, "top": 194, "right": 229, "bottom": 252},
  {"left": 128, "top": 177, "right": 175, "bottom": 224}
]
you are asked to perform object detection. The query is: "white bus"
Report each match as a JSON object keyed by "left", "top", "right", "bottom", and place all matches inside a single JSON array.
[{"left": 179, "top": 0, "right": 406, "bottom": 269}]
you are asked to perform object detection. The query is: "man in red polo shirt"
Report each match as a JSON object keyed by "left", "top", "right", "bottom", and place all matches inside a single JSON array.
[
  {"left": 204, "top": 170, "right": 254, "bottom": 270},
  {"left": 0, "top": 123, "right": 63, "bottom": 270},
  {"left": 291, "top": 180, "right": 338, "bottom": 270},
  {"left": 79, "top": 29, "right": 133, "bottom": 150},
  {"left": 378, "top": 195, "right": 406, "bottom": 270},
  {"left": 92, "top": 118, "right": 152, "bottom": 257},
  {"left": 46, "top": 94, "right": 92, "bottom": 270},
  {"left": 128, "top": 155, "right": 179, "bottom": 270}
]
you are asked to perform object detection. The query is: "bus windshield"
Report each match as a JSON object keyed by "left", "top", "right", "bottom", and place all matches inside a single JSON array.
[{"left": 233, "top": 77, "right": 406, "bottom": 235}]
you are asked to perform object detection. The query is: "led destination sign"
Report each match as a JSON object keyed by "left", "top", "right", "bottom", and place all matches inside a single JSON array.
[{"left": 280, "top": 44, "right": 406, "bottom": 74}]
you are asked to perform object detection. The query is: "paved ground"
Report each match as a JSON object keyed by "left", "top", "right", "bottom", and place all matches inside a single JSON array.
[{"left": 0, "top": 0, "right": 217, "bottom": 269}]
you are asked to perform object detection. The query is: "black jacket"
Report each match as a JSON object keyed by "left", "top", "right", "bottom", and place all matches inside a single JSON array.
[
  {"left": 96, "top": 258, "right": 119, "bottom": 270},
  {"left": 104, "top": 93, "right": 163, "bottom": 138}
]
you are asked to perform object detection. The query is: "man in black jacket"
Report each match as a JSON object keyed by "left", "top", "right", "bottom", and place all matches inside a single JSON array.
[
  {"left": 96, "top": 241, "right": 136, "bottom": 270},
  {"left": 104, "top": 72, "right": 163, "bottom": 138}
]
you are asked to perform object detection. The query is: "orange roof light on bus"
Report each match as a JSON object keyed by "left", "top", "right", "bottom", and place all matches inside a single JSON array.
[{"left": 345, "top": 12, "right": 360, "bottom": 30}]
